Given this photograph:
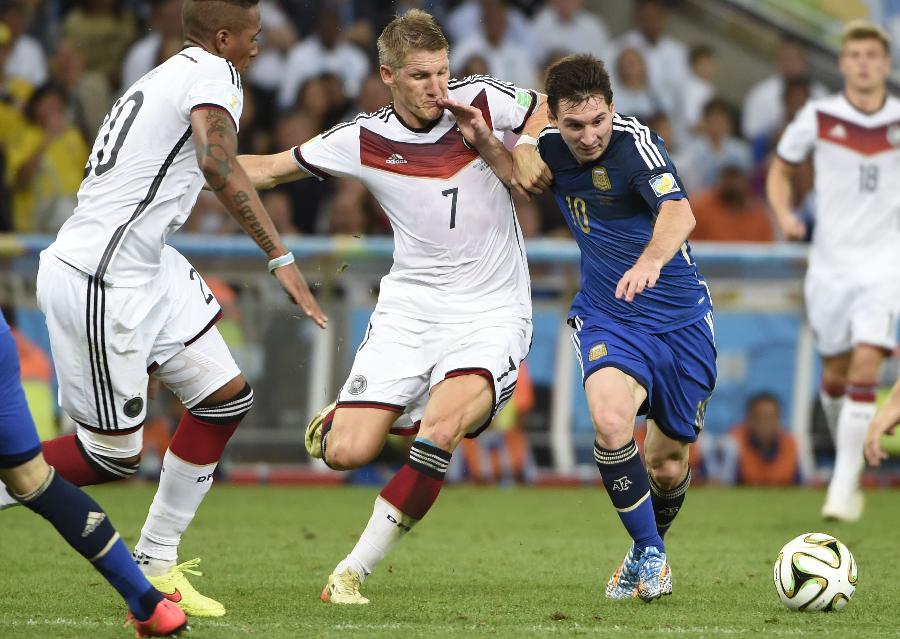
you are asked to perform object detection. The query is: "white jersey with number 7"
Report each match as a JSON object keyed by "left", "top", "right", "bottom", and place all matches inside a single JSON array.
[{"left": 294, "top": 75, "right": 537, "bottom": 323}]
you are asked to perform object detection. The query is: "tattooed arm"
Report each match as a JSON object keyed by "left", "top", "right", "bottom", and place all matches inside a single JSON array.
[{"left": 189, "top": 107, "right": 327, "bottom": 327}]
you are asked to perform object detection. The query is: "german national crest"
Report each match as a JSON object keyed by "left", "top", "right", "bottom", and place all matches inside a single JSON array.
[{"left": 592, "top": 166, "right": 612, "bottom": 191}]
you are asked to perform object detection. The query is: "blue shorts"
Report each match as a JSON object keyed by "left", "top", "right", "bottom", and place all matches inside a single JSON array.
[
  {"left": 0, "top": 328, "right": 42, "bottom": 468},
  {"left": 570, "top": 310, "right": 717, "bottom": 443}
]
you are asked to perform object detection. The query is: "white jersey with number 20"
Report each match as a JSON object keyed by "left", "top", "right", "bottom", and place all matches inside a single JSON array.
[{"left": 48, "top": 47, "right": 244, "bottom": 287}]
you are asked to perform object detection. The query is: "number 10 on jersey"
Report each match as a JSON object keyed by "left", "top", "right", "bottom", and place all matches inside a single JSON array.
[{"left": 565, "top": 195, "right": 590, "bottom": 234}]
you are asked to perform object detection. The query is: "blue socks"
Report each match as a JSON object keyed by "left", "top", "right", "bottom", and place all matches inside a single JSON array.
[
  {"left": 650, "top": 467, "right": 691, "bottom": 538},
  {"left": 594, "top": 440, "right": 664, "bottom": 553},
  {"left": 15, "top": 468, "right": 162, "bottom": 621}
]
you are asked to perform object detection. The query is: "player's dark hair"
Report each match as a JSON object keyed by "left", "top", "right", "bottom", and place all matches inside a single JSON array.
[
  {"left": 182, "top": 0, "right": 259, "bottom": 41},
  {"left": 545, "top": 54, "right": 613, "bottom": 117}
]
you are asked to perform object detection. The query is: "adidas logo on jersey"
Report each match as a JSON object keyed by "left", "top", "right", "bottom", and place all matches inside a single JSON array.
[
  {"left": 386, "top": 153, "right": 408, "bottom": 165},
  {"left": 81, "top": 511, "right": 106, "bottom": 537},
  {"left": 828, "top": 124, "right": 847, "bottom": 139}
]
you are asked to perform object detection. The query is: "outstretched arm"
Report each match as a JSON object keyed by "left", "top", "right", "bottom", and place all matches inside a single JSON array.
[
  {"left": 190, "top": 107, "right": 327, "bottom": 327},
  {"left": 616, "top": 198, "right": 696, "bottom": 303},
  {"left": 237, "top": 149, "right": 311, "bottom": 190}
]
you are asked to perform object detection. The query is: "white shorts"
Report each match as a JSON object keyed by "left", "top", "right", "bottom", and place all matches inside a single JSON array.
[
  {"left": 337, "top": 311, "right": 532, "bottom": 438},
  {"left": 804, "top": 269, "right": 900, "bottom": 356},
  {"left": 37, "top": 247, "right": 239, "bottom": 434}
]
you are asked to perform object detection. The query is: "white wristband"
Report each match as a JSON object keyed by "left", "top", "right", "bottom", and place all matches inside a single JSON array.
[
  {"left": 267, "top": 251, "right": 295, "bottom": 273},
  {"left": 515, "top": 134, "right": 538, "bottom": 147}
]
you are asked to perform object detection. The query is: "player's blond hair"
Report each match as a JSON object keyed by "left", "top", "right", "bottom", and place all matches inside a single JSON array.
[
  {"left": 841, "top": 20, "right": 890, "bottom": 54},
  {"left": 377, "top": 9, "right": 448, "bottom": 69}
]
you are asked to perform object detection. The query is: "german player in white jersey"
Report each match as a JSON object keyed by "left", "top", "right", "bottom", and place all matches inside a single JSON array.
[
  {"left": 767, "top": 21, "right": 900, "bottom": 522},
  {"left": 240, "top": 9, "right": 549, "bottom": 604},
  {"left": 11, "top": 0, "right": 326, "bottom": 617}
]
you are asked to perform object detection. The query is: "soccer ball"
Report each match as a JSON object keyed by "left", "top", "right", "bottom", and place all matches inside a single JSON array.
[{"left": 773, "top": 532, "right": 857, "bottom": 611}]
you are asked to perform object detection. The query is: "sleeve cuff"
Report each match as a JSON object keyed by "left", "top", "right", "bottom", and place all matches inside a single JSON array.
[
  {"left": 512, "top": 90, "right": 540, "bottom": 135},
  {"left": 291, "top": 145, "right": 328, "bottom": 181},
  {"left": 775, "top": 151, "right": 804, "bottom": 166},
  {"left": 190, "top": 103, "right": 238, "bottom": 131}
]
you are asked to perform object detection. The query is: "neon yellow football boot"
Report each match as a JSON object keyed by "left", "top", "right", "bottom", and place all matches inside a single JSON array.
[
  {"left": 320, "top": 568, "right": 370, "bottom": 604},
  {"left": 146, "top": 558, "right": 225, "bottom": 618}
]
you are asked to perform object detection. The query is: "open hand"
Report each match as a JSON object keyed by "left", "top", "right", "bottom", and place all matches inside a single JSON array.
[
  {"left": 864, "top": 418, "right": 897, "bottom": 467},
  {"left": 779, "top": 213, "right": 807, "bottom": 241},
  {"left": 273, "top": 263, "right": 328, "bottom": 328},
  {"left": 616, "top": 258, "right": 661, "bottom": 303}
]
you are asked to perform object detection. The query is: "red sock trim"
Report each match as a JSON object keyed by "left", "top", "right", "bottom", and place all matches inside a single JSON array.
[
  {"left": 379, "top": 464, "right": 443, "bottom": 520},
  {"left": 846, "top": 383, "right": 877, "bottom": 403},
  {"left": 820, "top": 381, "right": 845, "bottom": 399},
  {"left": 41, "top": 434, "right": 112, "bottom": 486},
  {"left": 169, "top": 411, "right": 240, "bottom": 465}
]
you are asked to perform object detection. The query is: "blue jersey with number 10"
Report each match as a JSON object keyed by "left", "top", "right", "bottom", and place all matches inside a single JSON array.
[{"left": 538, "top": 113, "right": 711, "bottom": 334}]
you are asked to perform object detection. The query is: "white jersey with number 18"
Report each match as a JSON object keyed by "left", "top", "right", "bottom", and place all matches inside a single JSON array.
[
  {"left": 48, "top": 46, "right": 244, "bottom": 287},
  {"left": 777, "top": 93, "right": 900, "bottom": 279},
  {"left": 294, "top": 75, "right": 537, "bottom": 323}
]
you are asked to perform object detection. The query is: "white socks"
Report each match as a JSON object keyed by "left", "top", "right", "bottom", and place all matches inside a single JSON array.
[
  {"left": 818, "top": 389, "right": 845, "bottom": 442},
  {"left": 135, "top": 449, "right": 217, "bottom": 564},
  {"left": 825, "top": 398, "right": 875, "bottom": 504},
  {"left": 336, "top": 497, "right": 416, "bottom": 580}
]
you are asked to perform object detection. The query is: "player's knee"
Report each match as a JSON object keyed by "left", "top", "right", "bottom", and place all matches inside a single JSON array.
[
  {"left": 85, "top": 451, "right": 141, "bottom": 481},
  {"left": 325, "top": 432, "right": 380, "bottom": 470},
  {"left": 647, "top": 457, "right": 689, "bottom": 489},
  {"left": 419, "top": 413, "right": 469, "bottom": 452},
  {"left": 77, "top": 431, "right": 143, "bottom": 481},
  {"left": 190, "top": 383, "right": 254, "bottom": 425},
  {"left": 591, "top": 406, "right": 634, "bottom": 449}
]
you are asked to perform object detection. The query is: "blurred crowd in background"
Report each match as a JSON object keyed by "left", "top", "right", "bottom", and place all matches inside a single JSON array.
[
  {"left": 1, "top": 0, "right": 829, "bottom": 242},
  {"left": 3, "top": 0, "right": 892, "bottom": 484}
]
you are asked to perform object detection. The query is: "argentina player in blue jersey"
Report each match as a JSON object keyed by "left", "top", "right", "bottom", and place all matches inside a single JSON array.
[
  {"left": 529, "top": 55, "right": 716, "bottom": 601},
  {"left": 0, "top": 309, "right": 187, "bottom": 636}
]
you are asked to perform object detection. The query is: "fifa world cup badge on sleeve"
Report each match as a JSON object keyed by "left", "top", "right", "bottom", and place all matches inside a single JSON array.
[
  {"left": 650, "top": 173, "right": 680, "bottom": 197},
  {"left": 592, "top": 167, "right": 612, "bottom": 191}
]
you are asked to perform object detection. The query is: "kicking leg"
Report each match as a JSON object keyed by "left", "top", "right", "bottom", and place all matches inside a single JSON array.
[
  {"left": 322, "top": 373, "right": 492, "bottom": 604},
  {"left": 644, "top": 420, "right": 691, "bottom": 539}
]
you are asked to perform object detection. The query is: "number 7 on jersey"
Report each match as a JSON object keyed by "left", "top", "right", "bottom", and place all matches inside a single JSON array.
[{"left": 442, "top": 187, "right": 459, "bottom": 229}]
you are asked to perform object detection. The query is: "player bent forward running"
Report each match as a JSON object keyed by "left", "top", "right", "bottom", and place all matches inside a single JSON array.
[
  {"left": 766, "top": 21, "right": 900, "bottom": 522},
  {"left": 0, "top": 0, "right": 327, "bottom": 618},
  {"left": 240, "top": 9, "right": 550, "bottom": 604},
  {"left": 522, "top": 54, "right": 716, "bottom": 601},
  {"left": 0, "top": 309, "right": 187, "bottom": 637}
]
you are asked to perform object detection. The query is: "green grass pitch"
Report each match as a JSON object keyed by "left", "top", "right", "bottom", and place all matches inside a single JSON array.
[{"left": 1, "top": 485, "right": 899, "bottom": 638}]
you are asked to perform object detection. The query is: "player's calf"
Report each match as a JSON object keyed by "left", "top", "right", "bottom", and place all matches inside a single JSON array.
[{"left": 644, "top": 424, "right": 692, "bottom": 538}]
